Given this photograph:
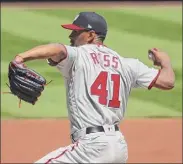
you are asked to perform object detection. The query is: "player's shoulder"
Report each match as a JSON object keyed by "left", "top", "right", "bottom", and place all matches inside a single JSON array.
[
  {"left": 106, "top": 48, "right": 139, "bottom": 64},
  {"left": 120, "top": 57, "right": 139, "bottom": 63},
  {"left": 78, "top": 44, "right": 99, "bottom": 50},
  {"left": 84, "top": 44, "right": 121, "bottom": 56},
  {"left": 68, "top": 44, "right": 93, "bottom": 52},
  {"left": 120, "top": 57, "right": 141, "bottom": 69}
]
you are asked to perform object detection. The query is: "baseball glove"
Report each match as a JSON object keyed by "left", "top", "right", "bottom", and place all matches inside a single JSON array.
[{"left": 7, "top": 61, "right": 47, "bottom": 106}]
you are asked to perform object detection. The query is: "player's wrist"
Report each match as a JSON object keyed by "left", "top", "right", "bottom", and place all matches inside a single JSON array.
[
  {"left": 14, "top": 55, "right": 25, "bottom": 64},
  {"left": 160, "top": 59, "right": 171, "bottom": 68}
]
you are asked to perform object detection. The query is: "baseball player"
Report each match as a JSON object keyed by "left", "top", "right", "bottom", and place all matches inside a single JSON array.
[{"left": 11, "top": 12, "right": 175, "bottom": 163}]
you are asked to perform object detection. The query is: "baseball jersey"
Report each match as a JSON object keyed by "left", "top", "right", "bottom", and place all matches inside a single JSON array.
[{"left": 52, "top": 44, "right": 159, "bottom": 134}]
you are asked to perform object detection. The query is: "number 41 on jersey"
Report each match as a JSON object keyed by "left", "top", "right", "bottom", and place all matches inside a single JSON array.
[{"left": 90, "top": 71, "right": 121, "bottom": 108}]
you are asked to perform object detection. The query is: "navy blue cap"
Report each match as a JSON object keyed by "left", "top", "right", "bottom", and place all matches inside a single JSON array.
[{"left": 61, "top": 12, "right": 108, "bottom": 37}]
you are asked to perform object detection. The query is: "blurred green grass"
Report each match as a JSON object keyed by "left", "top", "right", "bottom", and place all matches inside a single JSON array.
[{"left": 1, "top": 7, "right": 182, "bottom": 118}]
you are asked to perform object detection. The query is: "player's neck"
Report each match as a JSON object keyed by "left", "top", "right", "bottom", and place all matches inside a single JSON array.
[{"left": 92, "top": 38, "right": 104, "bottom": 46}]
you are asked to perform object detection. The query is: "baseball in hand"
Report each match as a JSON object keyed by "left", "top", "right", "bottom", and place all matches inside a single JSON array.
[{"left": 148, "top": 50, "right": 156, "bottom": 62}]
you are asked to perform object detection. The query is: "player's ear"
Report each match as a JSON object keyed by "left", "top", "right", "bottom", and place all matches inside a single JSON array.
[{"left": 87, "top": 31, "right": 96, "bottom": 43}]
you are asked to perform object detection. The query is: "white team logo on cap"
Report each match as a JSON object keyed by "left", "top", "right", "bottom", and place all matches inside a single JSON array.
[
  {"left": 74, "top": 14, "right": 79, "bottom": 21},
  {"left": 88, "top": 24, "right": 92, "bottom": 28}
]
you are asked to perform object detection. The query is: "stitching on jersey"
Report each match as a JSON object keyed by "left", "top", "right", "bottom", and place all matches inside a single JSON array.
[
  {"left": 73, "top": 73, "right": 85, "bottom": 129},
  {"left": 59, "top": 45, "right": 79, "bottom": 79},
  {"left": 131, "top": 59, "right": 139, "bottom": 88},
  {"left": 135, "top": 59, "right": 139, "bottom": 84},
  {"left": 72, "top": 50, "right": 85, "bottom": 129},
  {"left": 69, "top": 47, "right": 80, "bottom": 79}
]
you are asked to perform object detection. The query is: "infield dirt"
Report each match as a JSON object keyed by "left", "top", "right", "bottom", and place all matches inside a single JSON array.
[{"left": 1, "top": 119, "right": 182, "bottom": 163}]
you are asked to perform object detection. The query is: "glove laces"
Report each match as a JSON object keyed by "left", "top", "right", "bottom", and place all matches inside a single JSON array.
[{"left": 2, "top": 80, "right": 53, "bottom": 108}]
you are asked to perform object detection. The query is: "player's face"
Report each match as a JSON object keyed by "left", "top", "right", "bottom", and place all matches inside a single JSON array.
[{"left": 69, "top": 30, "right": 95, "bottom": 47}]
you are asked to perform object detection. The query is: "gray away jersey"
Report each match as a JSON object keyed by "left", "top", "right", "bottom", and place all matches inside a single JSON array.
[{"left": 51, "top": 44, "right": 159, "bottom": 134}]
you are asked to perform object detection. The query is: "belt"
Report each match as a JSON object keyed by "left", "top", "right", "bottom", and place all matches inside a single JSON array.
[
  {"left": 71, "top": 125, "right": 119, "bottom": 142},
  {"left": 86, "top": 125, "right": 119, "bottom": 134}
]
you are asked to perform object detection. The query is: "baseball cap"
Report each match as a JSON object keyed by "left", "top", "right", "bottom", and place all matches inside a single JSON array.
[{"left": 61, "top": 12, "right": 108, "bottom": 37}]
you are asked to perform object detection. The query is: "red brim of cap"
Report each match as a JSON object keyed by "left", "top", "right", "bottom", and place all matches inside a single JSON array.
[{"left": 61, "top": 24, "right": 85, "bottom": 30}]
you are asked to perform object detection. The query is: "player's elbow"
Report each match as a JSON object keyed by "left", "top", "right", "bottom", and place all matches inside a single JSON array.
[
  {"left": 155, "top": 68, "right": 175, "bottom": 90},
  {"left": 166, "top": 78, "right": 175, "bottom": 89},
  {"left": 154, "top": 75, "right": 175, "bottom": 90},
  {"left": 48, "top": 43, "right": 67, "bottom": 63},
  {"left": 166, "top": 72, "right": 175, "bottom": 89},
  {"left": 164, "top": 81, "right": 175, "bottom": 90},
  {"left": 154, "top": 81, "right": 175, "bottom": 90},
  {"left": 159, "top": 78, "right": 175, "bottom": 90}
]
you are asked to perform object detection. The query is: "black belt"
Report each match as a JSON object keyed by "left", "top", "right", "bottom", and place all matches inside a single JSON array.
[{"left": 86, "top": 125, "right": 119, "bottom": 134}]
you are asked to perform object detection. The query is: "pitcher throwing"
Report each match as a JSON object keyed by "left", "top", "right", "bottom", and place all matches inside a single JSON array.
[{"left": 11, "top": 12, "right": 175, "bottom": 163}]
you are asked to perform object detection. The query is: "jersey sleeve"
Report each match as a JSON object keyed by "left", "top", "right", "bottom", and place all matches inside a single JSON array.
[
  {"left": 53, "top": 45, "right": 78, "bottom": 77},
  {"left": 133, "top": 59, "right": 160, "bottom": 89}
]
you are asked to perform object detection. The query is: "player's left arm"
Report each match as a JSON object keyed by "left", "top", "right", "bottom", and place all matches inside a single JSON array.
[
  {"left": 14, "top": 43, "right": 78, "bottom": 78},
  {"left": 7, "top": 44, "right": 65, "bottom": 106},
  {"left": 14, "top": 43, "right": 67, "bottom": 64}
]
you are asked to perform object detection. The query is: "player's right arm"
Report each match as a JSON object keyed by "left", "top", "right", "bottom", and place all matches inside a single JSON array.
[
  {"left": 130, "top": 48, "right": 175, "bottom": 90},
  {"left": 149, "top": 48, "right": 175, "bottom": 90}
]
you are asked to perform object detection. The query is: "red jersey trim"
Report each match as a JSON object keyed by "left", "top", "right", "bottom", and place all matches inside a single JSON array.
[
  {"left": 45, "top": 142, "right": 79, "bottom": 164},
  {"left": 148, "top": 69, "right": 161, "bottom": 90},
  {"left": 45, "top": 149, "right": 68, "bottom": 164}
]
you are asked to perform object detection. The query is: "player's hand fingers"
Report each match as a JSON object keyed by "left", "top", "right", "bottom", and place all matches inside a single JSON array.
[
  {"left": 153, "top": 60, "right": 161, "bottom": 66},
  {"left": 149, "top": 48, "right": 160, "bottom": 54},
  {"left": 14, "top": 55, "right": 24, "bottom": 64}
]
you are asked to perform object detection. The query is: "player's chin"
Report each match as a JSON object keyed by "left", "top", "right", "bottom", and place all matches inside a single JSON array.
[
  {"left": 70, "top": 43, "right": 79, "bottom": 47},
  {"left": 70, "top": 41, "right": 76, "bottom": 47},
  {"left": 70, "top": 41, "right": 82, "bottom": 47}
]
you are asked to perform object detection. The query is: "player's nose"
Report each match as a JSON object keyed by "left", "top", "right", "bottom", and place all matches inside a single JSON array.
[
  {"left": 69, "top": 33, "right": 74, "bottom": 40},
  {"left": 69, "top": 34, "right": 73, "bottom": 39},
  {"left": 69, "top": 30, "right": 78, "bottom": 38}
]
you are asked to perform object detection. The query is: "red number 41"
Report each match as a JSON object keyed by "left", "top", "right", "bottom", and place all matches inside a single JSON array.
[{"left": 90, "top": 71, "right": 120, "bottom": 108}]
